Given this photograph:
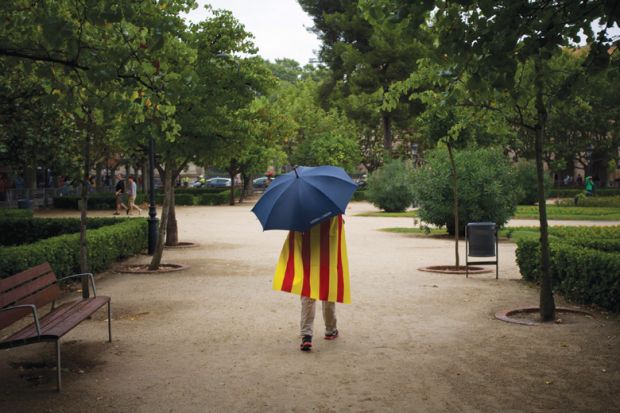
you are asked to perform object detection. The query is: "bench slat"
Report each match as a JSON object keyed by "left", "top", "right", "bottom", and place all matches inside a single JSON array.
[
  {"left": 0, "top": 263, "right": 54, "bottom": 294},
  {"left": 1, "top": 296, "right": 110, "bottom": 344},
  {"left": 0, "top": 272, "right": 59, "bottom": 308},
  {"left": 0, "top": 285, "right": 60, "bottom": 330}
]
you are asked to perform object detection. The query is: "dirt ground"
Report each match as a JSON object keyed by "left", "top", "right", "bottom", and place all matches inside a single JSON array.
[{"left": 1, "top": 201, "right": 619, "bottom": 413}]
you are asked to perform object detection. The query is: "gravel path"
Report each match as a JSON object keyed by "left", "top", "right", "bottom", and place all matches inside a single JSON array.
[{"left": 1, "top": 201, "right": 618, "bottom": 412}]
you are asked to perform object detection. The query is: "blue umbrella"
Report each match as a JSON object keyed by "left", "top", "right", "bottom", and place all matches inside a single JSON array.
[{"left": 251, "top": 166, "right": 358, "bottom": 232}]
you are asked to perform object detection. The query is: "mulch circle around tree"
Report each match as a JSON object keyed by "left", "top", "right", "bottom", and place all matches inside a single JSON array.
[
  {"left": 115, "top": 263, "right": 190, "bottom": 274},
  {"left": 495, "top": 306, "right": 596, "bottom": 326},
  {"left": 164, "top": 242, "right": 199, "bottom": 249},
  {"left": 418, "top": 265, "right": 492, "bottom": 274}
]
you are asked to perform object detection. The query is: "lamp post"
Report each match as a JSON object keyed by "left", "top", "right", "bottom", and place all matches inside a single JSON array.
[{"left": 147, "top": 137, "right": 158, "bottom": 255}]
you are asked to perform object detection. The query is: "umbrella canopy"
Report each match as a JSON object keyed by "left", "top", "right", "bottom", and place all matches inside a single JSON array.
[{"left": 251, "top": 166, "right": 357, "bottom": 232}]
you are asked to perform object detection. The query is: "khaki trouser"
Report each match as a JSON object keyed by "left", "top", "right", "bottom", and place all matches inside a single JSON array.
[{"left": 300, "top": 296, "right": 337, "bottom": 337}]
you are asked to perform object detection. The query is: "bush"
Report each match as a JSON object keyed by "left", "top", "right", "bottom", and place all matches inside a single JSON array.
[
  {"left": 412, "top": 147, "right": 519, "bottom": 235},
  {"left": 0, "top": 218, "right": 147, "bottom": 278},
  {"left": 0, "top": 208, "right": 33, "bottom": 218},
  {"left": 196, "top": 192, "right": 229, "bottom": 205},
  {"left": 556, "top": 195, "right": 620, "bottom": 207},
  {"left": 549, "top": 188, "right": 620, "bottom": 198},
  {"left": 53, "top": 193, "right": 116, "bottom": 210},
  {"left": 513, "top": 160, "right": 552, "bottom": 205},
  {"left": 366, "top": 159, "right": 415, "bottom": 212},
  {"left": 515, "top": 225, "right": 620, "bottom": 312},
  {"left": 0, "top": 217, "right": 121, "bottom": 247},
  {"left": 175, "top": 193, "right": 195, "bottom": 205},
  {"left": 352, "top": 189, "right": 367, "bottom": 201},
  {"left": 173, "top": 187, "right": 229, "bottom": 195}
]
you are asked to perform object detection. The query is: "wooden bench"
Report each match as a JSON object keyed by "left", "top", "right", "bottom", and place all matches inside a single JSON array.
[{"left": 0, "top": 262, "right": 111, "bottom": 391}]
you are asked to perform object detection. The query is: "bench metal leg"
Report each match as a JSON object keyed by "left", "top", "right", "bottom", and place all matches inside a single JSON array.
[
  {"left": 56, "top": 340, "right": 62, "bottom": 392},
  {"left": 107, "top": 301, "right": 112, "bottom": 342}
]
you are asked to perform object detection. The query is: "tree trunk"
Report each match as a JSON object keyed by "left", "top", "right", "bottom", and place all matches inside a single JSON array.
[
  {"left": 24, "top": 165, "right": 37, "bottom": 191},
  {"left": 79, "top": 132, "right": 90, "bottom": 298},
  {"left": 229, "top": 169, "right": 235, "bottom": 206},
  {"left": 382, "top": 112, "right": 392, "bottom": 155},
  {"left": 149, "top": 166, "right": 172, "bottom": 270},
  {"left": 447, "top": 143, "right": 460, "bottom": 268},
  {"left": 165, "top": 186, "right": 178, "bottom": 246},
  {"left": 239, "top": 172, "right": 250, "bottom": 203},
  {"left": 534, "top": 56, "right": 556, "bottom": 322}
]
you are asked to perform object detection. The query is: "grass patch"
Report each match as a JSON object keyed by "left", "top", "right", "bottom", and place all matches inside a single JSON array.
[
  {"left": 356, "top": 210, "right": 418, "bottom": 218},
  {"left": 514, "top": 205, "right": 620, "bottom": 221},
  {"left": 380, "top": 227, "right": 448, "bottom": 236}
]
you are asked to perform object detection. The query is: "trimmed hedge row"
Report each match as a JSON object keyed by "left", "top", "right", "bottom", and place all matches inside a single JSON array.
[
  {"left": 549, "top": 188, "right": 620, "bottom": 198},
  {"left": 53, "top": 189, "right": 232, "bottom": 209},
  {"left": 515, "top": 226, "right": 620, "bottom": 311},
  {"left": 174, "top": 187, "right": 230, "bottom": 195},
  {"left": 556, "top": 196, "right": 620, "bottom": 207},
  {"left": 352, "top": 189, "right": 368, "bottom": 201},
  {"left": 0, "top": 217, "right": 122, "bottom": 247},
  {"left": 0, "top": 218, "right": 147, "bottom": 278},
  {"left": 0, "top": 208, "right": 33, "bottom": 218}
]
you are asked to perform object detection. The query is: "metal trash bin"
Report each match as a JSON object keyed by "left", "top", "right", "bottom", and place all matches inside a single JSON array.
[
  {"left": 17, "top": 199, "right": 32, "bottom": 209},
  {"left": 465, "top": 222, "right": 498, "bottom": 279}
]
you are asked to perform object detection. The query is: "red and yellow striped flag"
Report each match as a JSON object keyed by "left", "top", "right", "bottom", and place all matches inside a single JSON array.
[{"left": 273, "top": 215, "right": 350, "bottom": 304}]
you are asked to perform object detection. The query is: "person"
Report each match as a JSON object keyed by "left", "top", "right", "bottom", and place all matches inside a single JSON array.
[
  {"left": 114, "top": 175, "right": 128, "bottom": 215},
  {"left": 585, "top": 175, "right": 594, "bottom": 196},
  {"left": 576, "top": 174, "right": 583, "bottom": 186},
  {"left": 126, "top": 176, "right": 142, "bottom": 215},
  {"left": 272, "top": 215, "right": 351, "bottom": 352}
]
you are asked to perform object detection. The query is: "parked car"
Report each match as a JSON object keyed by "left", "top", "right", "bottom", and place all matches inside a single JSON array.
[
  {"left": 252, "top": 176, "right": 271, "bottom": 189},
  {"left": 206, "top": 177, "right": 231, "bottom": 188}
]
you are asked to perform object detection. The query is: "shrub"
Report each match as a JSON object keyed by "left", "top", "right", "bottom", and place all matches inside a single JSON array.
[
  {"left": 556, "top": 195, "right": 620, "bottom": 207},
  {"left": 0, "top": 218, "right": 147, "bottom": 278},
  {"left": 366, "top": 159, "right": 415, "bottom": 212},
  {"left": 513, "top": 160, "right": 552, "bottom": 205},
  {"left": 352, "top": 189, "right": 367, "bottom": 202},
  {"left": 173, "top": 187, "right": 230, "bottom": 195},
  {"left": 516, "top": 240, "right": 620, "bottom": 312},
  {"left": 53, "top": 193, "right": 116, "bottom": 210},
  {"left": 515, "top": 226, "right": 620, "bottom": 312},
  {"left": 196, "top": 192, "right": 229, "bottom": 205},
  {"left": 412, "top": 147, "right": 519, "bottom": 235},
  {"left": 0, "top": 208, "right": 33, "bottom": 218},
  {"left": 549, "top": 188, "right": 620, "bottom": 198},
  {"left": 175, "top": 193, "right": 195, "bottom": 205},
  {"left": 0, "top": 217, "right": 121, "bottom": 246}
]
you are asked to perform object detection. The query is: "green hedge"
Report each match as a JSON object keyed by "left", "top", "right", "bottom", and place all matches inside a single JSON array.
[
  {"left": 352, "top": 189, "right": 367, "bottom": 201},
  {"left": 197, "top": 192, "right": 229, "bottom": 205},
  {"left": 0, "top": 218, "right": 147, "bottom": 278},
  {"left": 515, "top": 226, "right": 620, "bottom": 311},
  {"left": 549, "top": 188, "right": 620, "bottom": 198},
  {"left": 0, "top": 217, "right": 121, "bottom": 246},
  {"left": 53, "top": 193, "right": 116, "bottom": 210},
  {"left": 556, "top": 196, "right": 620, "bottom": 207},
  {"left": 0, "top": 208, "right": 33, "bottom": 218},
  {"left": 173, "top": 187, "right": 229, "bottom": 195},
  {"left": 53, "top": 189, "right": 233, "bottom": 209}
]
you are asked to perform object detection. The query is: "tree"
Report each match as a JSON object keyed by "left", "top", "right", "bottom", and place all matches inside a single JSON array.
[
  {"left": 298, "top": 0, "right": 433, "bottom": 155},
  {"left": 366, "top": 159, "right": 415, "bottom": 212},
  {"left": 429, "top": 0, "right": 618, "bottom": 321},
  {"left": 413, "top": 148, "right": 519, "bottom": 235},
  {"left": 1, "top": 0, "right": 201, "bottom": 274}
]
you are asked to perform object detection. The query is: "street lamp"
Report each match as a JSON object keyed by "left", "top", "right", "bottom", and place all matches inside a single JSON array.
[{"left": 147, "top": 137, "right": 157, "bottom": 255}]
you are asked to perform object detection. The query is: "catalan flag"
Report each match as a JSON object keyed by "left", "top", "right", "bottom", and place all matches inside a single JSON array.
[{"left": 273, "top": 215, "right": 350, "bottom": 304}]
